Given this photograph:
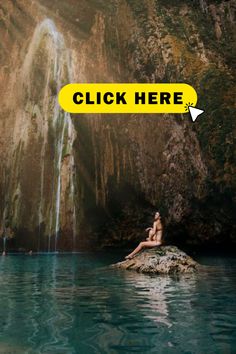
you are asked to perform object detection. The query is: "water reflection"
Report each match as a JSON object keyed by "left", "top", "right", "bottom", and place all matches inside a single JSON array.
[
  {"left": 0, "top": 254, "right": 235, "bottom": 354},
  {"left": 121, "top": 271, "right": 172, "bottom": 327}
]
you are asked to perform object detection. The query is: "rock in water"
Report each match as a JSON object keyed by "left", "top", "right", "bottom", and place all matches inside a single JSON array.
[{"left": 112, "top": 246, "right": 198, "bottom": 274}]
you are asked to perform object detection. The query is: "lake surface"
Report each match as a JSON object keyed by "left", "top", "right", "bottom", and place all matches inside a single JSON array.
[{"left": 0, "top": 252, "right": 235, "bottom": 354}]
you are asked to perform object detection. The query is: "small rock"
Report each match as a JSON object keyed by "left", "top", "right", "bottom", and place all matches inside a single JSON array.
[{"left": 112, "top": 246, "right": 198, "bottom": 274}]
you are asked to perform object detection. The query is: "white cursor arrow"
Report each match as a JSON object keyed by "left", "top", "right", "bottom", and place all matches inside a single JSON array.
[{"left": 188, "top": 106, "right": 204, "bottom": 122}]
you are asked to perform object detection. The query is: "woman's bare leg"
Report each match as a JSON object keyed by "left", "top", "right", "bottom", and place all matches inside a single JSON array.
[{"left": 125, "top": 241, "right": 161, "bottom": 259}]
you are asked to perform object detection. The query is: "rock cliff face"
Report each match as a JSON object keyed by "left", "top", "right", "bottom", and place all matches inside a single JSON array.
[{"left": 0, "top": 0, "right": 235, "bottom": 251}]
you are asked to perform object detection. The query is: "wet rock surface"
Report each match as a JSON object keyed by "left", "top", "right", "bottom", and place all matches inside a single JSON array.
[{"left": 112, "top": 246, "right": 198, "bottom": 274}]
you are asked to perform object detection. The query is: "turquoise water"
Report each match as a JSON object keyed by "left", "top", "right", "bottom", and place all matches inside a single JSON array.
[{"left": 0, "top": 252, "right": 235, "bottom": 354}]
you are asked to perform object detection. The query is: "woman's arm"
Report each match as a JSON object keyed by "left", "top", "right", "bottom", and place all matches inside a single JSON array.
[
  {"left": 145, "top": 227, "right": 152, "bottom": 240},
  {"left": 152, "top": 221, "right": 157, "bottom": 234},
  {"left": 146, "top": 220, "right": 158, "bottom": 239},
  {"left": 148, "top": 222, "right": 157, "bottom": 241}
]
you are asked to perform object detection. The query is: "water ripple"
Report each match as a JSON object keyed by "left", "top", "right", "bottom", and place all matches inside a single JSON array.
[{"left": 0, "top": 254, "right": 235, "bottom": 353}]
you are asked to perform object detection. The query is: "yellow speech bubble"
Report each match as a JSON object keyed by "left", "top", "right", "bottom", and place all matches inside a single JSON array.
[{"left": 58, "top": 83, "right": 197, "bottom": 114}]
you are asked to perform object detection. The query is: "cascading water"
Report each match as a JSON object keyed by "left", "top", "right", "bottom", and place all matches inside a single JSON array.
[
  {"left": 54, "top": 112, "right": 67, "bottom": 252},
  {"left": 20, "top": 19, "right": 77, "bottom": 252},
  {"left": 3, "top": 237, "right": 6, "bottom": 253}
]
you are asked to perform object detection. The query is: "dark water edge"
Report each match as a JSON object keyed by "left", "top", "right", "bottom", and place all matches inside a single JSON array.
[
  {"left": 1, "top": 242, "right": 236, "bottom": 256},
  {"left": 0, "top": 251, "right": 235, "bottom": 354}
]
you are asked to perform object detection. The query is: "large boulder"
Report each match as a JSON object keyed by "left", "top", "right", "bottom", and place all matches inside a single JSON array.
[{"left": 112, "top": 246, "right": 198, "bottom": 274}]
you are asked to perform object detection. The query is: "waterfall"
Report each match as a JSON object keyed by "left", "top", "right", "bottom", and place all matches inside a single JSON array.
[
  {"left": 1, "top": 208, "right": 7, "bottom": 253},
  {"left": 54, "top": 113, "right": 67, "bottom": 252},
  {"left": 21, "top": 19, "right": 77, "bottom": 252},
  {"left": 3, "top": 237, "right": 6, "bottom": 252}
]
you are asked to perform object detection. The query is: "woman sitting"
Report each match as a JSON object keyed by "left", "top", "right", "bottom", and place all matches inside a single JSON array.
[{"left": 125, "top": 211, "right": 163, "bottom": 260}]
